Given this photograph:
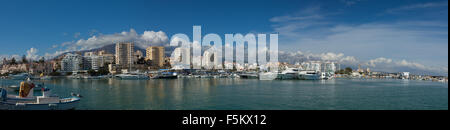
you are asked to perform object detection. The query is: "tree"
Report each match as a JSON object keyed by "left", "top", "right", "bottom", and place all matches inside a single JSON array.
[
  {"left": 39, "top": 57, "right": 45, "bottom": 63},
  {"left": 2, "top": 58, "right": 7, "bottom": 65},
  {"left": 22, "top": 55, "right": 28, "bottom": 63},
  {"left": 49, "top": 71, "right": 61, "bottom": 76},
  {"left": 98, "top": 67, "right": 110, "bottom": 76},
  {"left": 344, "top": 67, "right": 353, "bottom": 75},
  {"left": 11, "top": 58, "right": 16, "bottom": 65},
  {"left": 87, "top": 69, "right": 97, "bottom": 76}
]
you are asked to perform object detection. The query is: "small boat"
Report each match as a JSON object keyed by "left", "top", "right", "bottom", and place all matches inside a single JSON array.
[
  {"left": 239, "top": 72, "right": 259, "bottom": 79},
  {"left": 151, "top": 72, "right": 178, "bottom": 79},
  {"left": 0, "top": 81, "right": 81, "bottom": 110},
  {"left": 9, "top": 73, "right": 31, "bottom": 80},
  {"left": 115, "top": 74, "right": 149, "bottom": 80}
]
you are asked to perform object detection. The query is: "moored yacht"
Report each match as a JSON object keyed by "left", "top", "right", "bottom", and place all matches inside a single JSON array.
[
  {"left": 259, "top": 72, "right": 279, "bottom": 80},
  {"left": 279, "top": 68, "right": 300, "bottom": 80},
  {"left": 298, "top": 71, "right": 320, "bottom": 80}
]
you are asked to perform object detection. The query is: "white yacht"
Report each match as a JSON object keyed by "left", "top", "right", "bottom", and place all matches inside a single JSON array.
[
  {"left": 279, "top": 68, "right": 300, "bottom": 80},
  {"left": 259, "top": 72, "right": 279, "bottom": 80},
  {"left": 298, "top": 71, "right": 321, "bottom": 80}
]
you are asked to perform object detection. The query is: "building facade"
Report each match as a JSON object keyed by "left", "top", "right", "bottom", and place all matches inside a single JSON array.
[
  {"left": 146, "top": 46, "right": 165, "bottom": 68},
  {"left": 61, "top": 53, "right": 83, "bottom": 72},
  {"left": 115, "top": 42, "right": 134, "bottom": 67}
]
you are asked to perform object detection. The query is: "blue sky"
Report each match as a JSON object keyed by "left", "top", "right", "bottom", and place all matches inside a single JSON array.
[{"left": 0, "top": 0, "right": 448, "bottom": 75}]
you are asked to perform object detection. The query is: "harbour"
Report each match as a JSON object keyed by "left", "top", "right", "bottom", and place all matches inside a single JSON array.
[{"left": 1, "top": 78, "right": 447, "bottom": 110}]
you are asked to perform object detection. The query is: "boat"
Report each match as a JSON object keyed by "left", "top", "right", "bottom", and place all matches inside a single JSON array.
[
  {"left": 239, "top": 72, "right": 259, "bottom": 79},
  {"left": 0, "top": 81, "right": 81, "bottom": 110},
  {"left": 9, "top": 73, "right": 30, "bottom": 80},
  {"left": 115, "top": 74, "right": 149, "bottom": 80},
  {"left": 259, "top": 72, "right": 279, "bottom": 80},
  {"left": 279, "top": 68, "right": 300, "bottom": 80},
  {"left": 151, "top": 72, "right": 178, "bottom": 79},
  {"left": 298, "top": 71, "right": 321, "bottom": 80}
]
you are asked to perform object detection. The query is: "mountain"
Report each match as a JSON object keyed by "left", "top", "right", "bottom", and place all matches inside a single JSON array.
[{"left": 53, "top": 44, "right": 177, "bottom": 60}]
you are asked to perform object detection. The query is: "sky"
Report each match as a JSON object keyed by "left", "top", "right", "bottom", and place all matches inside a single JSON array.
[{"left": 0, "top": 0, "right": 448, "bottom": 75}]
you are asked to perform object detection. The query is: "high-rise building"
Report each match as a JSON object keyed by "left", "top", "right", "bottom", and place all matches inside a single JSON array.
[
  {"left": 115, "top": 42, "right": 134, "bottom": 67},
  {"left": 61, "top": 53, "right": 82, "bottom": 72},
  {"left": 83, "top": 56, "right": 102, "bottom": 70},
  {"left": 146, "top": 46, "right": 165, "bottom": 68}
]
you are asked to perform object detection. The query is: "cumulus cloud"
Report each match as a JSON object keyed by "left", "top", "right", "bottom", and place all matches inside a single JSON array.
[
  {"left": 26, "top": 48, "right": 40, "bottom": 60},
  {"left": 141, "top": 31, "right": 169, "bottom": 44}
]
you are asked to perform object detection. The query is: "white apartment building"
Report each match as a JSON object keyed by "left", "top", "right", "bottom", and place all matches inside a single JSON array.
[{"left": 61, "top": 53, "right": 83, "bottom": 72}]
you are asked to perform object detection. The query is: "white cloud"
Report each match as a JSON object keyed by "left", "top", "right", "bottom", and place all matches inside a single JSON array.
[
  {"left": 141, "top": 31, "right": 169, "bottom": 45},
  {"left": 26, "top": 48, "right": 39, "bottom": 60},
  {"left": 269, "top": 6, "right": 448, "bottom": 75}
]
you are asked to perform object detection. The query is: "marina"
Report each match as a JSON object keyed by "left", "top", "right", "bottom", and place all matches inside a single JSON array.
[{"left": 0, "top": 78, "right": 447, "bottom": 110}]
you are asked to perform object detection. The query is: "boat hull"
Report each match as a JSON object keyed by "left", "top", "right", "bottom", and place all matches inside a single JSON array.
[{"left": 0, "top": 98, "right": 80, "bottom": 110}]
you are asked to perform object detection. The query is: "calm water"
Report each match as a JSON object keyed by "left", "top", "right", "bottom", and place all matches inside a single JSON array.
[{"left": 1, "top": 78, "right": 448, "bottom": 110}]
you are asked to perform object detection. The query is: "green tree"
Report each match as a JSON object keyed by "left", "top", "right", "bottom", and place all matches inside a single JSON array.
[
  {"left": 87, "top": 69, "right": 97, "bottom": 76},
  {"left": 22, "top": 55, "right": 28, "bottom": 63},
  {"left": 98, "top": 67, "right": 110, "bottom": 76},
  {"left": 344, "top": 67, "right": 353, "bottom": 75},
  {"left": 39, "top": 57, "right": 45, "bottom": 63},
  {"left": 11, "top": 58, "right": 16, "bottom": 65},
  {"left": 50, "top": 71, "right": 61, "bottom": 76}
]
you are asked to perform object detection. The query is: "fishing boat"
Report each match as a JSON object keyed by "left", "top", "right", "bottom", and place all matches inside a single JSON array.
[{"left": 0, "top": 81, "right": 81, "bottom": 110}]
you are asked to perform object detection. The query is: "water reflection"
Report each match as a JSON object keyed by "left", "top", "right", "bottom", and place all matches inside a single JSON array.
[{"left": 0, "top": 78, "right": 447, "bottom": 110}]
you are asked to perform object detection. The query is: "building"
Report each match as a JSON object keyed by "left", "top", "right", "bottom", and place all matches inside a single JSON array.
[
  {"left": 98, "top": 50, "right": 115, "bottom": 65},
  {"left": 83, "top": 56, "right": 103, "bottom": 71},
  {"left": 84, "top": 52, "right": 97, "bottom": 57},
  {"left": 146, "top": 46, "right": 165, "bottom": 68},
  {"left": 115, "top": 42, "right": 134, "bottom": 67},
  {"left": 401, "top": 72, "right": 410, "bottom": 79},
  {"left": 61, "top": 53, "right": 83, "bottom": 72}
]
